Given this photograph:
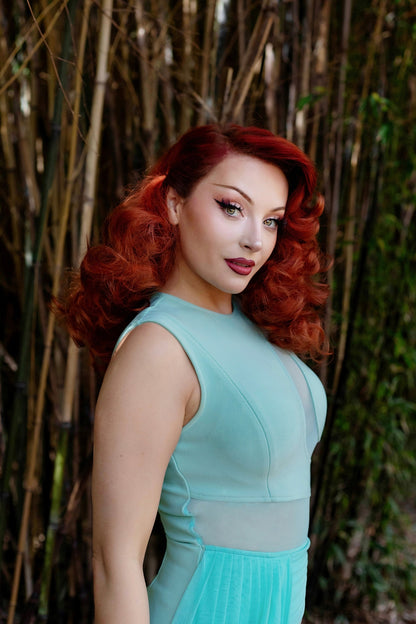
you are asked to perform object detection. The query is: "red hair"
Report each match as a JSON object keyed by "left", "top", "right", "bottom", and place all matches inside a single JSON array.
[{"left": 56, "top": 124, "right": 329, "bottom": 370}]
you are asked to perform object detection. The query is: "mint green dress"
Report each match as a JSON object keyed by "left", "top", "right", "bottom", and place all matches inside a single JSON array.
[{"left": 117, "top": 292, "right": 327, "bottom": 623}]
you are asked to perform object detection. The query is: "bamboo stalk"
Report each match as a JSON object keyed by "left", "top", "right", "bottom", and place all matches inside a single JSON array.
[
  {"left": 308, "top": 0, "right": 331, "bottom": 162},
  {"left": 0, "top": 8, "right": 23, "bottom": 290},
  {"left": 220, "top": 0, "right": 276, "bottom": 123},
  {"left": 38, "top": 1, "right": 112, "bottom": 612},
  {"left": 264, "top": 11, "right": 281, "bottom": 136},
  {"left": 209, "top": 0, "right": 222, "bottom": 107},
  {"left": 331, "top": 0, "right": 387, "bottom": 399},
  {"left": 0, "top": 6, "right": 73, "bottom": 594},
  {"left": 311, "top": 0, "right": 388, "bottom": 529},
  {"left": 5, "top": 1, "right": 82, "bottom": 620},
  {"left": 38, "top": 326, "right": 81, "bottom": 617},
  {"left": 311, "top": 0, "right": 356, "bottom": 526},
  {"left": 237, "top": 0, "right": 246, "bottom": 69},
  {"left": 135, "top": 0, "right": 156, "bottom": 161},
  {"left": 0, "top": 84, "right": 21, "bottom": 290},
  {"left": 159, "top": 25, "right": 176, "bottom": 144},
  {"left": 135, "top": 0, "right": 172, "bottom": 162},
  {"left": 38, "top": 0, "right": 114, "bottom": 614},
  {"left": 319, "top": 0, "right": 351, "bottom": 385},
  {"left": 294, "top": 0, "right": 314, "bottom": 150},
  {"left": 0, "top": 0, "right": 62, "bottom": 84},
  {"left": 285, "top": 0, "right": 300, "bottom": 141},
  {"left": 15, "top": 108, "right": 41, "bottom": 226},
  {"left": 23, "top": 535, "right": 33, "bottom": 599},
  {"left": 196, "top": 0, "right": 217, "bottom": 125},
  {"left": 179, "top": 0, "right": 197, "bottom": 134},
  {"left": 39, "top": 2, "right": 116, "bottom": 601},
  {"left": 78, "top": 0, "right": 113, "bottom": 260},
  {"left": 37, "top": 0, "right": 62, "bottom": 115},
  {"left": 102, "top": 9, "right": 125, "bottom": 190},
  {"left": 0, "top": 0, "right": 70, "bottom": 97}
]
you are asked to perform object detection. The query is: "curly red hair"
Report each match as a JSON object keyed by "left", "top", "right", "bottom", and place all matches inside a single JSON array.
[{"left": 56, "top": 124, "right": 329, "bottom": 370}]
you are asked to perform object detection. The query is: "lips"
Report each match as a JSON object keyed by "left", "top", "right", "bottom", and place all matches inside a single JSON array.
[{"left": 225, "top": 258, "right": 255, "bottom": 276}]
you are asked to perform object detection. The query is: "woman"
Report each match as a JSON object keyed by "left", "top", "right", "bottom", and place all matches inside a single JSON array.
[{"left": 59, "top": 124, "right": 329, "bottom": 623}]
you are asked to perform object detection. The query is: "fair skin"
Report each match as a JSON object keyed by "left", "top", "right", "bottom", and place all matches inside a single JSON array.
[
  {"left": 164, "top": 153, "right": 288, "bottom": 313},
  {"left": 92, "top": 154, "right": 289, "bottom": 623}
]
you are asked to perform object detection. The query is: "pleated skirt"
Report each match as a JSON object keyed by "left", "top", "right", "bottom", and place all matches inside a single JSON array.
[{"left": 148, "top": 539, "right": 309, "bottom": 624}]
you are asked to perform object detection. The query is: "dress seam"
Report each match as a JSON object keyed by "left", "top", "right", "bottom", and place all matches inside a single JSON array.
[
  {"left": 170, "top": 454, "right": 204, "bottom": 547},
  {"left": 166, "top": 319, "right": 274, "bottom": 498}
]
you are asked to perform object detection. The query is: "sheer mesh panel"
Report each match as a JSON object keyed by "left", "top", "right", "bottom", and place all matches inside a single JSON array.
[
  {"left": 276, "top": 349, "right": 319, "bottom": 456},
  {"left": 188, "top": 499, "right": 310, "bottom": 551}
]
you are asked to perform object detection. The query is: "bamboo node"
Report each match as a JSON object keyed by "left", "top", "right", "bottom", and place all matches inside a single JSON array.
[{"left": 23, "top": 478, "right": 39, "bottom": 494}]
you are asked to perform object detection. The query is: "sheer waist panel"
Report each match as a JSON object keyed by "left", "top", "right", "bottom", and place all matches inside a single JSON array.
[{"left": 188, "top": 498, "right": 310, "bottom": 552}]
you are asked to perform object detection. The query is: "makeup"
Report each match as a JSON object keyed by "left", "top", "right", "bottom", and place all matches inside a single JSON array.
[{"left": 225, "top": 258, "right": 255, "bottom": 275}]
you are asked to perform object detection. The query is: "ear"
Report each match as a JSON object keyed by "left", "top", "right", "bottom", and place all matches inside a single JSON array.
[{"left": 166, "top": 187, "right": 184, "bottom": 225}]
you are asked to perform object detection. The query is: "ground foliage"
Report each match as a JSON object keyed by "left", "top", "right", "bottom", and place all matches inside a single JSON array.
[{"left": 0, "top": 0, "right": 415, "bottom": 622}]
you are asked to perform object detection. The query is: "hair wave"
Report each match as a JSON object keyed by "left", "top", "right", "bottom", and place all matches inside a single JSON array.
[{"left": 55, "top": 124, "right": 330, "bottom": 371}]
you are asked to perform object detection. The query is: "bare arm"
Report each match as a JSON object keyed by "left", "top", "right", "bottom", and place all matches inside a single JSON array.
[{"left": 92, "top": 322, "right": 198, "bottom": 623}]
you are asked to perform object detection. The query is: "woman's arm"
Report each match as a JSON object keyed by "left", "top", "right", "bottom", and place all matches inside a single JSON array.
[{"left": 92, "top": 322, "right": 198, "bottom": 624}]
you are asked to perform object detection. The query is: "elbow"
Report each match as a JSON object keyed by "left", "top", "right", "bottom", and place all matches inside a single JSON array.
[
  {"left": 92, "top": 546, "right": 144, "bottom": 587},
  {"left": 92, "top": 549, "right": 110, "bottom": 594},
  {"left": 91, "top": 549, "right": 149, "bottom": 623}
]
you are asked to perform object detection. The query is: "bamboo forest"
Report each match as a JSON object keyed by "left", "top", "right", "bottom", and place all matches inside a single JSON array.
[{"left": 0, "top": 0, "right": 415, "bottom": 622}]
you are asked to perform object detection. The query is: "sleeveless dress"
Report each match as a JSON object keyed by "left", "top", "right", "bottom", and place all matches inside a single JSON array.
[{"left": 117, "top": 292, "right": 327, "bottom": 624}]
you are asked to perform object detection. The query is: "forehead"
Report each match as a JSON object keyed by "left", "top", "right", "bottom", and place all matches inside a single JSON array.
[{"left": 198, "top": 153, "right": 289, "bottom": 199}]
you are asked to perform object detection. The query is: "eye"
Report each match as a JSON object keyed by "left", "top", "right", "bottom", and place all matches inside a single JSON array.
[
  {"left": 215, "top": 199, "right": 242, "bottom": 216},
  {"left": 263, "top": 217, "right": 281, "bottom": 229}
]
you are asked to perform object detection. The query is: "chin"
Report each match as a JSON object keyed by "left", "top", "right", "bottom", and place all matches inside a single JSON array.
[{"left": 223, "top": 282, "right": 252, "bottom": 295}]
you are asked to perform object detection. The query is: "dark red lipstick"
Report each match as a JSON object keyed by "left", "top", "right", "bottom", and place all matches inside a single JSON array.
[{"left": 225, "top": 258, "right": 255, "bottom": 276}]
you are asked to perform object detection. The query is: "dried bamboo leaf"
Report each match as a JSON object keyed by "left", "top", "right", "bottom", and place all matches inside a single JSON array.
[
  {"left": 0, "top": 0, "right": 62, "bottom": 83},
  {"left": 0, "top": 0, "right": 71, "bottom": 98}
]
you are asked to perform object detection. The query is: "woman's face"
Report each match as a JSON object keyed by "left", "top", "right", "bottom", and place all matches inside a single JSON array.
[{"left": 165, "top": 153, "right": 289, "bottom": 312}]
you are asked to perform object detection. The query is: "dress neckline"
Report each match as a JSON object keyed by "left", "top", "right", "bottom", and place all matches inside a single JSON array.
[{"left": 154, "top": 291, "right": 238, "bottom": 317}]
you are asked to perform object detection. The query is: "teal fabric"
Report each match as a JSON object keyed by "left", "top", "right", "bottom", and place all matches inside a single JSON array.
[{"left": 117, "top": 292, "right": 327, "bottom": 623}]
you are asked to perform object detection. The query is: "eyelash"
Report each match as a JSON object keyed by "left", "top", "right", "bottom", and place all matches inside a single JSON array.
[
  {"left": 215, "top": 199, "right": 242, "bottom": 216},
  {"left": 263, "top": 217, "right": 280, "bottom": 229},
  {"left": 215, "top": 199, "right": 281, "bottom": 229}
]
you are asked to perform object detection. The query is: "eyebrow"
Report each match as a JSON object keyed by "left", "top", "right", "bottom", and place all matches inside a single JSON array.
[{"left": 212, "top": 183, "right": 286, "bottom": 211}]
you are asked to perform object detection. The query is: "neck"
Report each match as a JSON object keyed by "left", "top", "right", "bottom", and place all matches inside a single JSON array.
[{"left": 161, "top": 274, "right": 233, "bottom": 314}]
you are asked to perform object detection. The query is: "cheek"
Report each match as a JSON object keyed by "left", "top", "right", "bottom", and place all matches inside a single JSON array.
[
  {"left": 178, "top": 217, "right": 217, "bottom": 260},
  {"left": 178, "top": 212, "right": 204, "bottom": 243},
  {"left": 185, "top": 213, "right": 227, "bottom": 248}
]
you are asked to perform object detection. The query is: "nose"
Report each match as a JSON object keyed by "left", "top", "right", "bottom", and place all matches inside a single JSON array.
[{"left": 240, "top": 219, "right": 263, "bottom": 252}]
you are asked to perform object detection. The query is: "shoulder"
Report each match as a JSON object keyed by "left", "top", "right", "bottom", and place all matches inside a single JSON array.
[
  {"left": 111, "top": 321, "right": 194, "bottom": 386},
  {"left": 114, "top": 320, "right": 184, "bottom": 362},
  {"left": 98, "top": 322, "right": 197, "bottom": 420}
]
